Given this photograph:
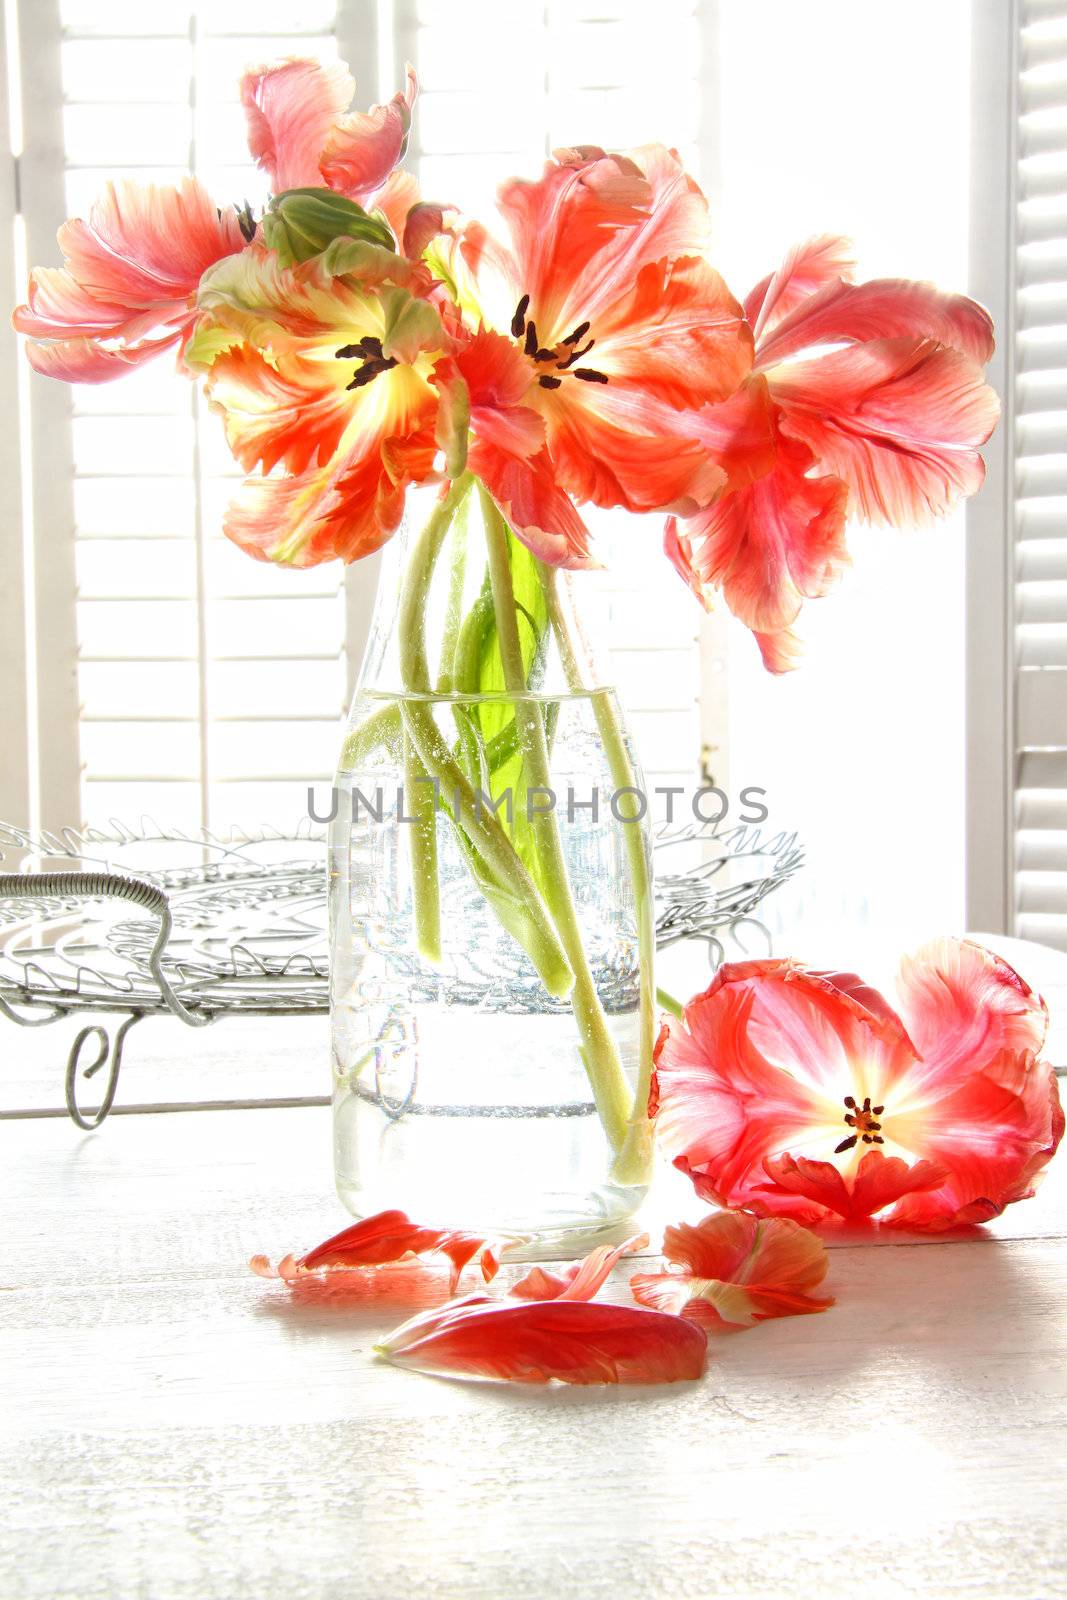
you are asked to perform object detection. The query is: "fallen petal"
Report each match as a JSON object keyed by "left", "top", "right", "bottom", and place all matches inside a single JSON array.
[
  {"left": 250, "top": 1209, "right": 504, "bottom": 1294},
  {"left": 511, "top": 1233, "right": 649, "bottom": 1302},
  {"left": 377, "top": 1297, "right": 708, "bottom": 1385},
  {"left": 631, "top": 1212, "right": 833, "bottom": 1328}
]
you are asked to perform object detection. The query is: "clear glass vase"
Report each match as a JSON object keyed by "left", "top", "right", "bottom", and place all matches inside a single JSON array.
[{"left": 328, "top": 476, "right": 655, "bottom": 1252}]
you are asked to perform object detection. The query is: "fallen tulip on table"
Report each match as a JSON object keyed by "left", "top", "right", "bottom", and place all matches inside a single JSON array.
[{"left": 652, "top": 937, "right": 1063, "bottom": 1230}]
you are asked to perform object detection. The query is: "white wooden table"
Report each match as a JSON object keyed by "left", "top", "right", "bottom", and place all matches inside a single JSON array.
[{"left": 4, "top": 1033, "right": 1067, "bottom": 1600}]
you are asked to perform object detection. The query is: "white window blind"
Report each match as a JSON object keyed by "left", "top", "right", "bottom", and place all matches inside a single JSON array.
[
  {"left": 65, "top": 0, "right": 351, "bottom": 834},
  {"left": 7, "top": 0, "right": 716, "bottom": 840},
  {"left": 1015, "top": 0, "right": 1067, "bottom": 950},
  {"left": 12, "top": 0, "right": 367, "bottom": 836}
]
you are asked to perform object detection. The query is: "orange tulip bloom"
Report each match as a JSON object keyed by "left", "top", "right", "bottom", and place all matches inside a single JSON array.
[
  {"left": 12, "top": 57, "right": 423, "bottom": 387},
  {"left": 652, "top": 939, "right": 1062, "bottom": 1230},
  {"left": 426, "top": 144, "right": 753, "bottom": 561},
  {"left": 185, "top": 239, "right": 465, "bottom": 565}
]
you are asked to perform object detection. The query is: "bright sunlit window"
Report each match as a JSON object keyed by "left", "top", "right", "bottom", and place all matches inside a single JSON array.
[{"left": 2, "top": 0, "right": 1062, "bottom": 959}]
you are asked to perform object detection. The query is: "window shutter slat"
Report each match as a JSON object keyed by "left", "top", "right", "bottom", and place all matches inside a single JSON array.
[{"left": 1010, "top": 4, "right": 1067, "bottom": 949}]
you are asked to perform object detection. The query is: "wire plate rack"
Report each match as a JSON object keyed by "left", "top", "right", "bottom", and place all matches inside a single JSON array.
[{"left": 0, "top": 817, "right": 801, "bottom": 1128}]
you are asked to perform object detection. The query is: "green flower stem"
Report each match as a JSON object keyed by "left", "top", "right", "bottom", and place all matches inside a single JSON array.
[
  {"left": 539, "top": 560, "right": 657, "bottom": 1187},
  {"left": 480, "top": 487, "right": 633, "bottom": 1156},
  {"left": 435, "top": 492, "right": 469, "bottom": 693},
  {"left": 404, "top": 727, "right": 441, "bottom": 965},
  {"left": 338, "top": 702, "right": 400, "bottom": 771},
  {"left": 401, "top": 486, "right": 469, "bottom": 965},
  {"left": 656, "top": 986, "right": 685, "bottom": 1021},
  {"left": 393, "top": 483, "right": 470, "bottom": 968},
  {"left": 397, "top": 477, "right": 574, "bottom": 1000}
]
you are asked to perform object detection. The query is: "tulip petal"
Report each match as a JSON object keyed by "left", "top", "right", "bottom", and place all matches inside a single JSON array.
[
  {"left": 321, "top": 67, "right": 417, "bottom": 202},
  {"left": 201, "top": 343, "right": 356, "bottom": 476},
  {"left": 15, "top": 265, "right": 183, "bottom": 342},
  {"left": 23, "top": 330, "right": 180, "bottom": 383},
  {"left": 496, "top": 143, "right": 724, "bottom": 341},
  {"left": 752, "top": 625, "right": 803, "bottom": 674},
  {"left": 631, "top": 1211, "right": 833, "bottom": 1327},
  {"left": 592, "top": 254, "right": 752, "bottom": 410},
  {"left": 664, "top": 407, "right": 849, "bottom": 645},
  {"left": 763, "top": 1149, "right": 945, "bottom": 1223},
  {"left": 612, "top": 142, "right": 716, "bottom": 292},
  {"left": 745, "top": 234, "right": 855, "bottom": 342},
  {"left": 225, "top": 422, "right": 431, "bottom": 569},
  {"left": 59, "top": 179, "right": 246, "bottom": 306},
  {"left": 449, "top": 327, "right": 592, "bottom": 565},
  {"left": 547, "top": 382, "right": 727, "bottom": 516},
  {"left": 772, "top": 337, "right": 999, "bottom": 526},
  {"left": 881, "top": 939, "right": 1063, "bottom": 1228},
  {"left": 757, "top": 1153, "right": 853, "bottom": 1222},
  {"left": 495, "top": 148, "right": 651, "bottom": 341},
  {"left": 884, "top": 1059, "right": 1063, "bottom": 1231},
  {"left": 403, "top": 199, "right": 450, "bottom": 260},
  {"left": 846, "top": 1149, "right": 946, "bottom": 1216},
  {"left": 370, "top": 168, "right": 422, "bottom": 247},
  {"left": 451, "top": 327, "right": 544, "bottom": 457},
  {"left": 241, "top": 57, "right": 356, "bottom": 193},
  {"left": 250, "top": 1209, "right": 503, "bottom": 1294},
  {"left": 13, "top": 178, "right": 245, "bottom": 380},
  {"left": 756, "top": 276, "right": 996, "bottom": 371},
  {"left": 689, "top": 377, "right": 779, "bottom": 491},
  {"left": 896, "top": 938, "right": 1049, "bottom": 1093},
  {"left": 472, "top": 438, "right": 595, "bottom": 567},
  {"left": 377, "top": 1297, "right": 708, "bottom": 1384},
  {"left": 511, "top": 1233, "right": 649, "bottom": 1302}
]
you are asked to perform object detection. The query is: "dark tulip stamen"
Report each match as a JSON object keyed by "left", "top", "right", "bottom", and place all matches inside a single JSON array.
[
  {"left": 345, "top": 354, "right": 397, "bottom": 390},
  {"left": 511, "top": 306, "right": 608, "bottom": 386},
  {"left": 836, "top": 1091, "right": 886, "bottom": 1154}
]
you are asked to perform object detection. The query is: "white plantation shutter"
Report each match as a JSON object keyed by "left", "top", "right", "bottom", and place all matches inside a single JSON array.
[
  {"left": 972, "top": 0, "right": 1067, "bottom": 949},
  {"left": 389, "top": 0, "right": 717, "bottom": 803},
  {"left": 12, "top": 0, "right": 372, "bottom": 835},
  {"left": 1016, "top": 0, "right": 1067, "bottom": 949}
]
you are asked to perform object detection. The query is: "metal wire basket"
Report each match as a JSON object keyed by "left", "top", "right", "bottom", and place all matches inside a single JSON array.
[{"left": 0, "top": 817, "right": 801, "bottom": 1128}]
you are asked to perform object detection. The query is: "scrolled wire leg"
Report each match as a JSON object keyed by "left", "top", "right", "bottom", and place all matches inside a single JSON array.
[{"left": 64, "top": 1012, "right": 142, "bottom": 1131}]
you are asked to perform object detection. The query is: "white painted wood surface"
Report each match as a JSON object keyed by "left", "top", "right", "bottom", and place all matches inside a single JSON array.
[{"left": 3, "top": 1101, "right": 1067, "bottom": 1600}]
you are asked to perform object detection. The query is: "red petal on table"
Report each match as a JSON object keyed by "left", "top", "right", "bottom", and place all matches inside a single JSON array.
[
  {"left": 511, "top": 1233, "right": 649, "bottom": 1302},
  {"left": 249, "top": 1209, "right": 504, "bottom": 1294},
  {"left": 377, "top": 1297, "right": 708, "bottom": 1385},
  {"left": 630, "top": 1212, "right": 833, "bottom": 1328}
]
